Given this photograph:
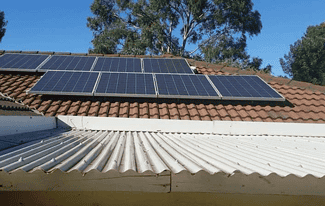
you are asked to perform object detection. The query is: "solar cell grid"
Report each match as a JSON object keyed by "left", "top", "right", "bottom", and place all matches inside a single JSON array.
[
  {"left": 93, "top": 57, "right": 142, "bottom": 72},
  {"left": 208, "top": 75, "right": 285, "bottom": 101},
  {"left": 40, "top": 55, "right": 96, "bottom": 71},
  {"left": 155, "top": 74, "right": 220, "bottom": 99},
  {"left": 29, "top": 71, "right": 99, "bottom": 95},
  {"left": 0, "top": 53, "right": 49, "bottom": 71},
  {"left": 95, "top": 73, "right": 156, "bottom": 97},
  {"left": 143, "top": 58, "right": 193, "bottom": 73}
]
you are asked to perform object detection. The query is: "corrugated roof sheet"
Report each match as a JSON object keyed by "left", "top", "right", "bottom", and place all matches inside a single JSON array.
[{"left": 1, "top": 130, "right": 324, "bottom": 178}]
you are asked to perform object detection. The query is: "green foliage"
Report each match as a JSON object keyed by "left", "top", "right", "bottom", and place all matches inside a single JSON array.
[
  {"left": 0, "top": 10, "right": 8, "bottom": 43},
  {"left": 248, "top": 57, "right": 272, "bottom": 73},
  {"left": 87, "top": 0, "right": 262, "bottom": 59},
  {"left": 280, "top": 22, "right": 325, "bottom": 85}
]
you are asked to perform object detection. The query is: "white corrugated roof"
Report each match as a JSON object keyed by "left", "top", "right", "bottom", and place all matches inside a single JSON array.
[{"left": 0, "top": 129, "right": 324, "bottom": 178}]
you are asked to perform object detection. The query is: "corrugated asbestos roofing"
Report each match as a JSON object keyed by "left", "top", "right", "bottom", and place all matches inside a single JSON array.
[
  {"left": 0, "top": 129, "right": 324, "bottom": 178},
  {"left": 0, "top": 50, "right": 325, "bottom": 123}
]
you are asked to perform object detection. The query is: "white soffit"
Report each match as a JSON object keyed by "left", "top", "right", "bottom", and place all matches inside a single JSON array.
[{"left": 0, "top": 129, "right": 324, "bottom": 178}]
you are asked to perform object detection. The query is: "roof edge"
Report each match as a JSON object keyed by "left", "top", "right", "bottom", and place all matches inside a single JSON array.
[{"left": 57, "top": 116, "right": 325, "bottom": 136}]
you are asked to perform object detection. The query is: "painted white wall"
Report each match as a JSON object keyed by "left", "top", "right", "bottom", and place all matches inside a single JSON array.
[
  {"left": 57, "top": 116, "right": 325, "bottom": 136},
  {"left": 0, "top": 116, "right": 56, "bottom": 136}
]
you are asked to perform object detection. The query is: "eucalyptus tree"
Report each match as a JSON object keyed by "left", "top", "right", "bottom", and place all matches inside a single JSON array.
[
  {"left": 0, "top": 10, "right": 7, "bottom": 43},
  {"left": 87, "top": 0, "right": 262, "bottom": 60},
  {"left": 280, "top": 22, "right": 325, "bottom": 85}
]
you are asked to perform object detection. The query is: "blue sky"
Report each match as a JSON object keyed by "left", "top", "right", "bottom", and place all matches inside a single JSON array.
[{"left": 1, "top": 0, "right": 325, "bottom": 77}]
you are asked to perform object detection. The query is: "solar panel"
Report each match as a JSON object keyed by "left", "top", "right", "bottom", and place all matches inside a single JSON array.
[
  {"left": 155, "top": 74, "right": 220, "bottom": 99},
  {"left": 29, "top": 71, "right": 99, "bottom": 96},
  {"left": 94, "top": 72, "right": 156, "bottom": 97},
  {"left": 143, "top": 58, "right": 193, "bottom": 73},
  {"left": 39, "top": 55, "right": 96, "bottom": 71},
  {"left": 208, "top": 75, "right": 285, "bottom": 101},
  {"left": 93, "top": 57, "right": 142, "bottom": 72},
  {"left": 0, "top": 53, "right": 49, "bottom": 72}
]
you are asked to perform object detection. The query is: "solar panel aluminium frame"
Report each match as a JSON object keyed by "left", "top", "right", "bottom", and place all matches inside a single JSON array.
[
  {"left": 93, "top": 72, "right": 158, "bottom": 98},
  {"left": 154, "top": 73, "right": 222, "bottom": 100},
  {"left": 142, "top": 58, "right": 195, "bottom": 74},
  {"left": 27, "top": 70, "right": 101, "bottom": 96},
  {"left": 37, "top": 55, "right": 97, "bottom": 72},
  {"left": 0, "top": 53, "right": 50, "bottom": 72},
  {"left": 207, "top": 75, "right": 286, "bottom": 101}
]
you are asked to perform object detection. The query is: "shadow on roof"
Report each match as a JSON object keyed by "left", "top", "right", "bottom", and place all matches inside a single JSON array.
[{"left": 39, "top": 95, "right": 294, "bottom": 108}]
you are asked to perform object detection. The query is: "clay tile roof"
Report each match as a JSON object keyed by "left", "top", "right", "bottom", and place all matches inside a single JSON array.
[{"left": 1, "top": 51, "right": 325, "bottom": 124}]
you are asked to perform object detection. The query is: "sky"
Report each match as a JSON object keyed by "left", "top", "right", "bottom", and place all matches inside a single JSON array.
[{"left": 1, "top": 0, "right": 325, "bottom": 77}]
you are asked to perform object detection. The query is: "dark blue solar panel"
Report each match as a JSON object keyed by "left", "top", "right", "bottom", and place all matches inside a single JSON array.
[
  {"left": 95, "top": 73, "right": 156, "bottom": 97},
  {"left": 143, "top": 59, "right": 193, "bottom": 73},
  {"left": 208, "top": 75, "right": 284, "bottom": 101},
  {"left": 0, "top": 54, "right": 49, "bottom": 71},
  {"left": 29, "top": 71, "right": 99, "bottom": 95},
  {"left": 40, "top": 56, "right": 96, "bottom": 71},
  {"left": 93, "top": 57, "right": 142, "bottom": 72},
  {"left": 155, "top": 74, "right": 219, "bottom": 99}
]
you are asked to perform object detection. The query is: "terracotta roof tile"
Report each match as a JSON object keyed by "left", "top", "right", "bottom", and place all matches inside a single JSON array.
[
  {"left": 196, "top": 104, "right": 210, "bottom": 120},
  {"left": 169, "top": 103, "right": 180, "bottom": 120},
  {"left": 129, "top": 102, "right": 139, "bottom": 118},
  {"left": 252, "top": 117, "right": 263, "bottom": 122},
  {"left": 263, "top": 117, "right": 273, "bottom": 122},
  {"left": 221, "top": 116, "right": 232, "bottom": 121},
  {"left": 285, "top": 111, "right": 301, "bottom": 120},
  {"left": 159, "top": 103, "right": 169, "bottom": 119},
  {"left": 149, "top": 103, "right": 159, "bottom": 119},
  {"left": 88, "top": 101, "right": 101, "bottom": 116},
  {"left": 77, "top": 101, "right": 91, "bottom": 116},
  {"left": 139, "top": 102, "right": 149, "bottom": 118},
  {"left": 217, "top": 106, "right": 228, "bottom": 118},
  {"left": 38, "top": 100, "right": 52, "bottom": 113},
  {"left": 67, "top": 101, "right": 82, "bottom": 116},
  {"left": 228, "top": 109, "right": 239, "bottom": 118},
  {"left": 187, "top": 104, "right": 200, "bottom": 120},
  {"left": 29, "top": 98, "right": 42, "bottom": 110},
  {"left": 98, "top": 102, "right": 110, "bottom": 117},
  {"left": 236, "top": 109, "right": 249, "bottom": 118},
  {"left": 119, "top": 102, "right": 129, "bottom": 118},
  {"left": 256, "top": 110, "right": 270, "bottom": 119},
  {"left": 231, "top": 116, "right": 242, "bottom": 121},
  {"left": 247, "top": 110, "right": 259, "bottom": 118},
  {"left": 177, "top": 103, "right": 190, "bottom": 120},
  {"left": 108, "top": 102, "right": 119, "bottom": 117},
  {"left": 57, "top": 100, "right": 72, "bottom": 115},
  {"left": 242, "top": 117, "right": 252, "bottom": 121},
  {"left": 205, "top": 104, "right": 219, "bottom": 120}
]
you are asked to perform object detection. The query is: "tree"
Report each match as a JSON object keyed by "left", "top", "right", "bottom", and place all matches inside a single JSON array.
[
  {"left": 280, "top": 22, "right": 325, "bottom": 85},
  {"left": 0, "top": 10, "right": 7, "bottom": 43},
  {"left": 87, "top": 0, "right": 262, "bottom": 58},
  {"left": 247, "top": 57, "right": 272, "bottom": 73}
]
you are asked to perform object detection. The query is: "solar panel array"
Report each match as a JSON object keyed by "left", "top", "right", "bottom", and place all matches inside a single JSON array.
[
  {"left": 0, "top": 53, "right": 193, "bottom": 73},
  {"left": 95, "top": 73, "right": 156, "bottom": 97},
  {"left": 0, "top": 53, "right": 284, "bottom": 101},
  {"left": 93, "top": 57, "right": 142, "bottom": 73},
  {"left": 155, "top": 74, "right": 219, "bottom": 99},
  {"left": 143, "top": 58, "right": 193, "bottom": 73},
  {"left": 39, "top": 56, "right": 96, "bottom": 72},
  {"left": 0, "top": 54, "right": 49, "bottom": 72},
  {"left": 208, "top": 75, "right": 284, "bottom": 101},
  {"left": 30, "top": 71, "right": 285, "bottom": 101},
  {"left": 29, "top": 71, "right": 99, "bottom": 95}
]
